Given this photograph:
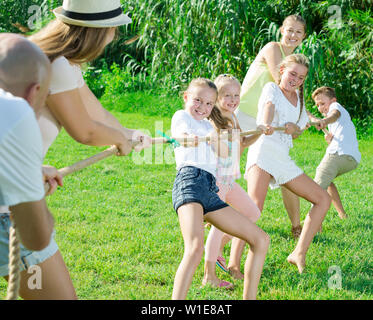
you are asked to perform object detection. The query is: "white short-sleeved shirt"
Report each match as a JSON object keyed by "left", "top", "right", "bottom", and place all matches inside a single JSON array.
[
  {"left": 38, "top": 56, "right": 85, "bottom": 155},
  {"left": 326, "top": 102, "right": 361, "bottom": 163},
  {"left": 0, "top": 89, "right": 44, "bottom": 210},
  {"left": 245, "top": 82, "right": 308, "bottom": 188},
  {"left": 256, "top": 82, "right": 309, "bottom": 149},
  {"left": 171, "top": 110, "right": 217, "bottom": 177}
]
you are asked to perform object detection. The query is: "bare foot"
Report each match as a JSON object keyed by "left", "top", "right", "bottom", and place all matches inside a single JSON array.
[
  {"left": 228, "top": 266, "right": 244, "bottom": 280},
  {"left": 202, "top": 277, "right": 233, "bottom": 289},
  {"left": 338, "top": 212, "right": 348, "bottom": 219},
  {"left": 287, "top": 252, "right": 306, "bottom": 274},
  {"left": 291, "top": 225, "right": 302, "bottom": 239}
]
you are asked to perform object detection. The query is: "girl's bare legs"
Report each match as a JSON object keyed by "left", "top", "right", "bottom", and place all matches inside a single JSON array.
[
  {"left": 203, "top": 226, "right": 232, "bottom": 286},
  {"left": 327, "top": 182, "right": 348, "bottom": 219},
  {"left": 4, "top": 250, "right": 77, "bottom": 300},
  {"left": 228, "top": 238, "right": 245, "bottom": 279},
  {"left": 203, "top": 181, "right": 233, "bottom": 287},
  {"left": 245, "top": 166, "right": 272, "bottom": 212},
  {"left": 225, "top": 181, "right": 261, "bottom": 279},
  {"left": 220, "top": 233, "right": 232, "bottom": 255},
  {"left": 285, "top": 174, "right": 331, "bottom": 273},
  {"left": 281, "top": 186, "right": 301, "bottom": 228},
  {"left": 205, "top": 206, "right": 270, "bottom": 300},
  {"left": 172, "top": 203, "right": 205, "bottom": 300}
]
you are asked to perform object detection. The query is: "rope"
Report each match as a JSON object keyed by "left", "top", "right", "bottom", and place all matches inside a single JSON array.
[
  {"left": 309, "top": 121, "right": 329, "bottom": 135},
  {"left": 6, "top": 127, "right": 282, "bottom": 299},
  {"left": 6, "top": 221, "right": 20, "bottom": 300}
]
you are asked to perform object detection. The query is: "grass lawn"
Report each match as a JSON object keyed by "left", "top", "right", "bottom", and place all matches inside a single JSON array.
[{"left": 1, "top": 111, "right": 372, "bottom": 300}]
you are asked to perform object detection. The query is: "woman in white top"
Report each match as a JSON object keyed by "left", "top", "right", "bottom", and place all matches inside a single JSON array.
[
  {"left": 27, "top": 0, "right": 151, "bottom": 299},
  {"left": 31, "top": 1, "right": 150, "bottom": 157}
]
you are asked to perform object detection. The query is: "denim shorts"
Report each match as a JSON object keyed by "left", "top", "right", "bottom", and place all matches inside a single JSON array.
[
  {"left": 172, "top": 166, "right": 229, "bottom": 214},
  {"left": 0, "top": 213, "right": 59, "bottom": 277}
]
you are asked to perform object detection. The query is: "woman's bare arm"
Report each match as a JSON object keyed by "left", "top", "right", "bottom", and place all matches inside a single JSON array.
[{"left": 46, "top": 88, "right": 132, "bottom": 155}]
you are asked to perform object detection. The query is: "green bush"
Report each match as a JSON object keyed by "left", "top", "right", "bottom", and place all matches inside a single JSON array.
[
  {"left": 0, "top": 0, "right": 60, "bottom": 33},
  {"left": 2, "top": 1, "right": 372, "bottom": 133}
]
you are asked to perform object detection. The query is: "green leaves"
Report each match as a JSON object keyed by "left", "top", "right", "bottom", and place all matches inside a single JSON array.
[{"left": 2, "top": 1, "right": 372, "bottom": 133}]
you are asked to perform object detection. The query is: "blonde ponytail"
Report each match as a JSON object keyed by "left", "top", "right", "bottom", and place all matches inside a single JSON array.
[{"left": 208, "top": 106, "right": 233, "bottom": 132}]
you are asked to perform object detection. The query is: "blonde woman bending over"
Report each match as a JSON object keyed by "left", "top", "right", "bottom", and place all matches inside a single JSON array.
[
  {"left": 30, "top": 0, "right": 151, "bottom": 157},
  {"left": 25, "top": 0, "right": 151, "bottom": 299}
]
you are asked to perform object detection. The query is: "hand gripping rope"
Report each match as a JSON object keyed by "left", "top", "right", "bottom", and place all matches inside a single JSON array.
[{"left": 6, "top": 127, "right": 285, "bottom": 299}]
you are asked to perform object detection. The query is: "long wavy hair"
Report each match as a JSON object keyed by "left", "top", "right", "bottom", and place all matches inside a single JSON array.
[{"left": 29, "top": 19, "right": 115, "bottom": 64}]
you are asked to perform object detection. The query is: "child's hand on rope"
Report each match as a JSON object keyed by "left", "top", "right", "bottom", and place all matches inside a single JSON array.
[
  {"left": 178, "top": 133, "right": 199, "bottom": 147},
  {"left": 284, "top": 122, "right": 299, "bottom": 135},
  {"left": 131, "top": 130, "right": 152, "bottom": 152},
  {"left": 314, "top": 119, "right": 327, "bottom": 131},
  {"left": 257, "top": 124, "right": 274, "bottom": 135},
  {"left": 324, "top": 132, "right": 334, "bottom": 144}
]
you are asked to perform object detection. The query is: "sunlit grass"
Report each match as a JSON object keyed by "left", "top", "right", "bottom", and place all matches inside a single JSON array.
[{"left": 0, "top": 111, "right": 371, "bottom": 300}]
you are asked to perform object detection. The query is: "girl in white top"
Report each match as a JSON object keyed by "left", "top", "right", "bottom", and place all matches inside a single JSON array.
[
  {"left": 245, "top": 54, "right": 331, "bottom": 274},
  {"left": 171, "top": 78, "right": 269, "bottom": 300},
  {"left": 26, "top": 0, "right": 151, "bottom": 299},
  {"left": 203, "top": 75, "right": 263, "bottom": 287}
]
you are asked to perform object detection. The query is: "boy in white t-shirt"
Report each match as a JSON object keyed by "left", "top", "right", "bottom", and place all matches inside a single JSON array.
[{"left": 311, "top": 86, "right": 361, "bottom": 219}]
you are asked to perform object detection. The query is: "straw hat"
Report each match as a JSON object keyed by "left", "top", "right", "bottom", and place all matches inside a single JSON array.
[{"left": 53, "top": 0, "right": 132, "bottom": 28}]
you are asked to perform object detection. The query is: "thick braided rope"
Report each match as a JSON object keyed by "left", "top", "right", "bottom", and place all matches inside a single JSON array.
[{"left": 6, "top": 222, "right": 20, "bottom": 300}]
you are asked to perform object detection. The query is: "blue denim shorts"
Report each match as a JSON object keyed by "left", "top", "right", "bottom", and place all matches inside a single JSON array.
[
  {"left": 172, "top": 166, "right": 229, "bottom": 214},
  {"left": 0, "top": 213, "right": 59, "bottom": 277}
]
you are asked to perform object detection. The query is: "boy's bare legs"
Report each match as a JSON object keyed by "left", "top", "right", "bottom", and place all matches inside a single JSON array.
[
  {"left": 327, "top": 182, "right": 348, "bottom": 219},
  {"left": 285, "top": 174, "right": 331, "bottom": 273},
  {"left": 4, "top": 250, "right": 77, "bottom": 300},
  {"left": 172, "top": 203, "right": 205, "bottom": 300}
]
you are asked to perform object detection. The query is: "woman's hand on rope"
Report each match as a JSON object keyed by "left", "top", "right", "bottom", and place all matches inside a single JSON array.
[
  {"left": 42, "top": 165, "right": 63, "bottom": 196},
  {"left": 115, "top": 134, "right": 133, "bottom": 156}
]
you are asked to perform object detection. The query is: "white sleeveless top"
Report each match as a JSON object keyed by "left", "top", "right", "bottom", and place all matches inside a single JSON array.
[{"left": 38, "top": 56, "right": 85, "bottom": 156}]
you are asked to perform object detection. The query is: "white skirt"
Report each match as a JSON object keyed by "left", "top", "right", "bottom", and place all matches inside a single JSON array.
[{"left": 244, "top": 136, "right": 303, "bottom": 189}]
